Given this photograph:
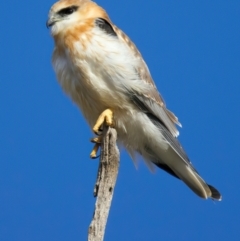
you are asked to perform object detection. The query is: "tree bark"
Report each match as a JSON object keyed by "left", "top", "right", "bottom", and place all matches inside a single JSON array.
[{"left": 88, "top": 127, "right": 119, "bottom": 241}]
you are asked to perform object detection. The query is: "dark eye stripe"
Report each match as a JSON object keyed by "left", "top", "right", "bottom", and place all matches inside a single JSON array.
[{"left": 57, "top": 6, "right": 78, "bottom": 16}]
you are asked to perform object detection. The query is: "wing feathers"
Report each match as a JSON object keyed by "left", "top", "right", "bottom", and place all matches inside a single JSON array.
[
  {"left": 97, "top": 19, "right": 221, "bottom": 201},
  {"left": 95, "top": 18, "right": 117, "bottom": 36},
  {"left": 129, "top": 92, "right": 180, "bottom": 137},
  {"left": 112, "top": 24, "right": 160, "bottom": 89},
  {"left": 111, "top": 22, "right": 181, "bottom": 137},
  {"left": 165, "top": 109, "right": 182, "bottom": 127}
]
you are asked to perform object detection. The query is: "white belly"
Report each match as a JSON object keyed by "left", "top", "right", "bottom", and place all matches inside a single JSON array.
[{"left": 52, "top": 30, "right": 168, "bottom": 166}]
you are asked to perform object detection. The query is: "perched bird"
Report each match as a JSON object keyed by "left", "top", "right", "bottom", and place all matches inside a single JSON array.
[{"left": 47, "top": 0, "right": 221, "bottom": 200}]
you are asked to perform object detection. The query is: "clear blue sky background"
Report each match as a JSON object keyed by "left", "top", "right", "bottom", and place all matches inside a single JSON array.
[{"left": 1, "top": 0, "right": 239, "bottom": 240}]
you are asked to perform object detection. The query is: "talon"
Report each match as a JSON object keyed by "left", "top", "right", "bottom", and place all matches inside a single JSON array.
[
  {"left": 90, "top": 136, "right": 102, "bottom": 144},
  {"left": 93, "top": 109, "right": 114, "bottom": 134},
  {"left": 90, "top": 143, "right": 100, "bottom": 159},
  {"left": 91, "top": 154, "right": 100, "bottom": 159}
]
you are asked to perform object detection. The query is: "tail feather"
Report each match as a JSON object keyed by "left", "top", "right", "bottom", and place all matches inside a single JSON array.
[
  {"left": 162, "top": 160, "right": 221, "bottom": 200},
  {"left": 149, "top": 148, "right": 221, "bottom": 200},
  {"left": 140, "top": 112, "right": 221, "bottom": 200},
  {"left": 169, "top": 163, "right": 211, "bottom": 199},
  {"left": 208, "top": 184, "right": 222, "bottom": 201},
  {"left": 159, "top": 160, "right": 221, "bottom": 200}
]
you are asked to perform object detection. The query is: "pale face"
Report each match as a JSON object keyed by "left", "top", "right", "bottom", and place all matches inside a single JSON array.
[
  {"left": 47, "top": 0, "right": 103, "bottom": 36},
  {"left": 47, "top": 2, "right": 80, "bottom": 36}
]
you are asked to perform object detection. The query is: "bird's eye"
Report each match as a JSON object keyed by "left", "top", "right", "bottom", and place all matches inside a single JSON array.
[{"left": 57, "top": 6, "right": 78, "bottom": 16}]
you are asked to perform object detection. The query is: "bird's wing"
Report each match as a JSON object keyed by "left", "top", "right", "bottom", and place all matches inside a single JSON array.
[
  {"left": 93, "top": 17, "right": 221, "bottom": 200},
  {"left": 110, "top": 23, "right": 196, "bottom": 180},
  {"left": 111, "top": 23, "right": 181, "bottom": 137}
]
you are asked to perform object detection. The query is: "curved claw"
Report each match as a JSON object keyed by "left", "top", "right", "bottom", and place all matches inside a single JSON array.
[
  {"left": 90, "top": 136, "right": 102, "bottom": 144},
  {"left": 91, "top": 154, "right": 100, "bottom": 159},
  {"left": 90, "top": 143, "right": 100, "bottom": 159}
]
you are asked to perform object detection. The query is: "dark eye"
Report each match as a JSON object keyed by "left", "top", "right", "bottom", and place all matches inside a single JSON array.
[{"left": 57, "top": 6, "right": 78, "bottom": 16}]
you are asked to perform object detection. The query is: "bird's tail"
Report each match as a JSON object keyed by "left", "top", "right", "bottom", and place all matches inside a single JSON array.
[
  {"left": 207, "top": 184, "right": 222, "bottom": 200},
  {"left": 153, "top": 161, "right": 222, "bottom": 200},
  {"left": 176, "top": 165, "right": 221, "bottom": 200},
  {"left": 158, "top": 157, "right": 221, "bottom": 200},
  {"left": 146, "top": 146, "right": 222, "bottom": 200}
]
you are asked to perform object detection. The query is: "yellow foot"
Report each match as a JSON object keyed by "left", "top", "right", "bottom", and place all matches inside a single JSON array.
[
  {"left": 90, "top": 136, "right": 102, "bottom": 144},
  {"left": 90, "top": 143, "right": 100, "bottom": 159},
  {"left": 90, "top": 136, "right": 102, "bottom": 159},
  {"left": 92, "top": 109, "right": 114, "bottom": 135}
]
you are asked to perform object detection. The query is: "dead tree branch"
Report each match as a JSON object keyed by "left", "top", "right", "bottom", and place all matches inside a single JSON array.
[{"left": 88, "top": 127, "right": 119, "bottom": 241}]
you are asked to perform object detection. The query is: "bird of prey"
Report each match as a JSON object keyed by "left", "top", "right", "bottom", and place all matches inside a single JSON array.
[{"left": 47, "top": 0, "right": 221, "bottom": 200}]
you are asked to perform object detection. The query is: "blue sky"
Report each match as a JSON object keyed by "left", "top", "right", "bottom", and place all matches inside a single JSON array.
[{"left": 1, "top": 0, "right": 240, "bottom": 240}]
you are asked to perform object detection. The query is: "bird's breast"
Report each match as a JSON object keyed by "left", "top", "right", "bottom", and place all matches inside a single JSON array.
[{"left": 52, "top": 26, "right": 140, "bottom": 127}]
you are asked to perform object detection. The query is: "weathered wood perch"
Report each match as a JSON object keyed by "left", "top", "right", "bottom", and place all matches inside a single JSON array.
[{"left": 88, "top": 127, "right": 120, "bottom": 241}]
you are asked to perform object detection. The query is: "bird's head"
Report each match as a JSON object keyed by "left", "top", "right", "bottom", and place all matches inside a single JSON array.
[{"left": 47, "top": 0, "right": 107, "bottom": 36}]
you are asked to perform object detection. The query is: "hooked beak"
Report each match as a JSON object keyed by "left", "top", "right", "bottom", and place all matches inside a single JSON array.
[{"left": 46, "top": 16, "right": 58, "bottom": 28}]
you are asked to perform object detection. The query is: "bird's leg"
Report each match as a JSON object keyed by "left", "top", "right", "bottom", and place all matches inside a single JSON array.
[
  {"left": 93, "top": 109, "right": 114, "bottom": 135},
  {"left": 90, "top": 109, "right": 114, "bottom": 159}
]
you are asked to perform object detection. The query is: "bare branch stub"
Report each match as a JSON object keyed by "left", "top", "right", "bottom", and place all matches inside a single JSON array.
[{"left": 88, "top": 127, "right": 119, "bottom": 241}]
